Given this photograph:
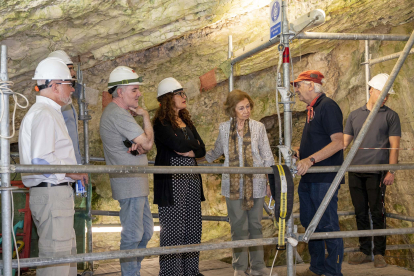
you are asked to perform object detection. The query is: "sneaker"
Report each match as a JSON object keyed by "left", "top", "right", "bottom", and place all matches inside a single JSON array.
[
  {"left": 234, "top": 270, "right": 246, "bottom": 276},
  {"left": 374, "top": 254, "right": 388, "bottom": 268},
  {"left": 348, "top": 252, "right": 371, "bottom": 265},
  {"left": 296, "top": 268, "right": 321, "bottom": 276},
  {"left": 250, "top": 267, "right": 278, "bottom": 276}
]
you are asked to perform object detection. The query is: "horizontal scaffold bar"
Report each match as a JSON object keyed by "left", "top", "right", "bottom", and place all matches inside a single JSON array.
[
  {"left": 298, "top": 227, "right": 414, "bottom": 241},
  {"left": 91, "top": 210, "right": 414, "bottom": 224},
  {"left": 10, "top": 163, "right": 414, "bottom": 174},
  {"left": 296, "top": 32, "right": 410, "bottom": 41},
  {"left": 230, "top": 32, "right": 410, "bottom": 65},
  {"left": 2, "top": 227, "right": 414, "bottom": 269}
]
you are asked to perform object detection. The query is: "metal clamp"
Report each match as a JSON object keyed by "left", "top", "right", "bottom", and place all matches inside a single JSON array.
[
  {"left": 0, "top": 165, "right": 13, "bottom": 173},
  {"left": 277, "top": 87, "right": 290, "bottom": 99},
  {"left": 276, "top": 244, "right": 286, "bottom": 250},
  {"left": 277, "top": 146, "right": 297, "bottom": 169},
  {"left": 79, "top": 115, "right": 92, "bottom": 121},
  {"left": 277, "top": 145, "right": 291, "bottom": 161}
]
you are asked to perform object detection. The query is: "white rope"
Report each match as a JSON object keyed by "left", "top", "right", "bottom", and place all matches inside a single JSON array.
[
  {"left": 0, "top": 80, "right": 29, "bottom": 139},
  {"left": 269, "top": 250, "right": 279, "bottom": 276}
]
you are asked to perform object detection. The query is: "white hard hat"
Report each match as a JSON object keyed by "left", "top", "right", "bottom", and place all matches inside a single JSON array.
[
  {"left": 48, "top": 50, "right": 73, "bottom": 65},
  {"left": 368, "top": 73, "right": 395, "bottom": 95},
  {"left": 157, "top": 77, "right": 183, "bottom": 98},
  {"left": 108, "top": 66, "right": 143, "bottom": 90},
  {"left": 32, "top": 57, "right": 74, "bottom": 81}
]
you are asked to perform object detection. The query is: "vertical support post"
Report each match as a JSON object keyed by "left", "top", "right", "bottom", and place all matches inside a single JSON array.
[
  {"left": 281, "top": 2, "right": 294, "bottom": 276},
  {"left": 365, "top": 40, "right": 371, "bottom": 102},
  {"left": 0, "top": 45, "right": 13, "bottom": 276},
  {"left": 79, "top": 76, "right": 93, "bottom": 273},
  {"left": 228, "top": 35, "right": 234, "bottom": 92}
]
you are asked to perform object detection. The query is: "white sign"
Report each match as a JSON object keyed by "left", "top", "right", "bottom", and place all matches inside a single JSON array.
[{"left": 270, "top": 0, "right": 282, "bottom": 39}]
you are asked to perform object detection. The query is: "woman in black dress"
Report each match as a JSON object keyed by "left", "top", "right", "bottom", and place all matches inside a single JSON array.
[{"left": 153, "top": 77, "right": 206, "bottom": 276}]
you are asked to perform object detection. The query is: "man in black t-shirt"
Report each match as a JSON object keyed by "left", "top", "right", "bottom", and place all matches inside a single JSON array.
[
  {"left": 293, "top": 70, "right": 344, "bottom": 276},
  {"left": 344, "top": 73, "right": 401, "bottom": 268}
]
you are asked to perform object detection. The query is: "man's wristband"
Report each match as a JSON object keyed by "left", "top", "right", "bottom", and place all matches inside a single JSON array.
[{"left": 388, "top": 170, "right": 396, "bottom": 175}]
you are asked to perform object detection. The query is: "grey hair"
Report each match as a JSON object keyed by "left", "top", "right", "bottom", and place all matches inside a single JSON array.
[
  {"left": 112, "top": 86, "right": 128, "bottom": 98},
  {"left": 301, "top": 81, "right": 324, "bottom": 93}
]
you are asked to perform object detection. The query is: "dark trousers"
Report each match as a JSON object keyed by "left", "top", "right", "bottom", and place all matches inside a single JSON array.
[
  {"left": 298, "top": 181, "right": 343, "bottom": 276},
  {"left": 348, "top": 172, "right": 386, "bottom": 256}
]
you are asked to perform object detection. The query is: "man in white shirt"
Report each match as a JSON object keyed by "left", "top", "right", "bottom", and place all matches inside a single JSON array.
[
  {"left": 47, "top": 50, "right": 82, "bottom": 165},
  {"left": 19, "top": 57, "right": 88, "bottom": 276}
]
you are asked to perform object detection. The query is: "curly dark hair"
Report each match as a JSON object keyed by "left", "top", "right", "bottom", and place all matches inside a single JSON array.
[{"left": 152, "top": 93, "right": 194, "bottom": 129}]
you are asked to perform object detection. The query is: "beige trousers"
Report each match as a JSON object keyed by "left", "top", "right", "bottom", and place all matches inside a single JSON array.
[
  {"left": 226, "top": 197, "right": 266, "bottom": 272},
  {"left": 29, "top": 185, "right": 77, "bottom": 276}
]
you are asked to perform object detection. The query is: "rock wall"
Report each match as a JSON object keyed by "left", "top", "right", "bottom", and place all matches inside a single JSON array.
[{"left": 3, "top": 0, "right": 414, "bottom": 268}]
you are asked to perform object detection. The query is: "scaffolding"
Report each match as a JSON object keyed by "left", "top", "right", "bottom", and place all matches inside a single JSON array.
[{"left": 1, "top": 1, "right": 414, "bottom": 275}]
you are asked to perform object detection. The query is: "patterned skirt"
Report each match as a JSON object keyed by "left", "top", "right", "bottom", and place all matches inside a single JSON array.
[{"left": 158, "top": 157, "right": 202, "bottom": 276}]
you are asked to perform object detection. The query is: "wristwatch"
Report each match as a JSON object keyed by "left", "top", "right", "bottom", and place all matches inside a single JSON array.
[
  {"left": 388, "top": 170, "right": 396, "bottom": 175},
  {"left": 309, "top": 157, "right": 316, "bottom": 165}
]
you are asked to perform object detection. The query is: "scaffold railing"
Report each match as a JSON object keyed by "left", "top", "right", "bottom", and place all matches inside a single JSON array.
[
  {"left": 2, "top": 1, "right": 414, "bottom": 275},
  {"left": 7, "top": 162, "right": 414, "bottom": 174}
]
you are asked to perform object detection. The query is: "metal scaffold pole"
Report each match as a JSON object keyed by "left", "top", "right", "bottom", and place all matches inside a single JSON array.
[
  {"left": 301, "top": 29, "right": 414, "bottom": 243},
  {"left": 228, "top": 35, "right": 234, "bottom": 92},
  {"left": 365, "top": 40, "right": 371, "bottom": 102},
  {"left": 3, "top": 226, "right": 414, "bottom": 270},
  {"left": 78, "top": 70, "right": 94, "bottom": 273},
  {"left": 362, "top": 48, "right": 414, "bottom": 66},
  {"left": 0, "top": 45, "right": 13, "bottom": 276},
  {"left": 280, "top": 1, "right": 295, "bottom": 275}
]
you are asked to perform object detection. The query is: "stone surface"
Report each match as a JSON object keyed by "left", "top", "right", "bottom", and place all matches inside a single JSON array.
[
  {"left": 83, "top": 259, "right": 414, "bottom": 276},
  {"left": 3, "top": 0, "right": 414, "bottom": 272}
]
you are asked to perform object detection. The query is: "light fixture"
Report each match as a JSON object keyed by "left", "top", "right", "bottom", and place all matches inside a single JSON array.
[
  {"left": 289, "top": 9, "right": 326, "bottom": 33},
  {"left": 88, "top": 226, "right": 161, "bottom": 233}
]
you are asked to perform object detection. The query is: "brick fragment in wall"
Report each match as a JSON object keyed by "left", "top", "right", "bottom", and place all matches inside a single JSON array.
[
  {"left": 102, "top": 91, "right": 112, "bottom": 110},
  {"left": 199, "top": 68, "right": 217, "bottom": 92}
]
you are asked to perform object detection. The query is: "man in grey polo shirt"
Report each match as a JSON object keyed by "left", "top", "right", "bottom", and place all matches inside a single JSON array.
[
  {"left": 100, "top": 66, "right": 154, "bottom": 276},
  {"left": 344, "top": 73, "right": 401, "bottom": 268}
]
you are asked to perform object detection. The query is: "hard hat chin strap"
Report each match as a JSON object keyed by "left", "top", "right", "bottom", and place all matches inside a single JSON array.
[
  {"left": 35, "top": 80, "right": 51, "bottom": 92},
  {"left": 108, "top": 76, "right": 143, "bottom": 87}
]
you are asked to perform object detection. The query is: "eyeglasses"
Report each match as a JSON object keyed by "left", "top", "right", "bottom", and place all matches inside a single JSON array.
[
  {"left": 173, "top": 91, "right": 187, "bottom": 98},
  {"left": 295, "top": 82, "right": 303, "bottom": 88},
  {"left": 54, "top": 82, "right": 76, "bottom": 88},
  {"left": 295, "top": 81, "right": 311, "bottom": 89}
]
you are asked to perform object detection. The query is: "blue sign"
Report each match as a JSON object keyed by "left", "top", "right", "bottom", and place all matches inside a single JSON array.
[{"left": 270, "top": 0, "right": 282, "bottom": 39}]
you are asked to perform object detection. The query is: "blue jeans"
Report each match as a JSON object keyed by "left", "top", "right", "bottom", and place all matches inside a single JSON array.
[
  {"left": 118, "top": 197, "right": 154, "bottom": 276},
  {"left": 298, "top": 181, "right": 343, "bottom": 276}
]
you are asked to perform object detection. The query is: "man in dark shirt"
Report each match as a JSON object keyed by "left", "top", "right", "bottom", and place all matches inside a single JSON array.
[
  {"left": 344, "top": 73, "right": 401, "bottom": 268},
  {"left": 293, "top": 70, "right": 344, "bottom": 276}
]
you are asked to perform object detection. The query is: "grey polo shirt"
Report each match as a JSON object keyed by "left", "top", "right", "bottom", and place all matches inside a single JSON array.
[
  {"left": 100, "top": 102, "right": 149, "bottom": 200},
  {"left": 344, "top": 104, "right": 401, "bottom": 171}
]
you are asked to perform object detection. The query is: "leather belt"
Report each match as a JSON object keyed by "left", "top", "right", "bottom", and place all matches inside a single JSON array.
[{"left": 33, "top": 182, "right": 73, "bottom": 188}]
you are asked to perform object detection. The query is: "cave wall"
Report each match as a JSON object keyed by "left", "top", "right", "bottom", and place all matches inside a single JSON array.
[{"left": 2, "top": 0, "right": 414, "bottom": 267}]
